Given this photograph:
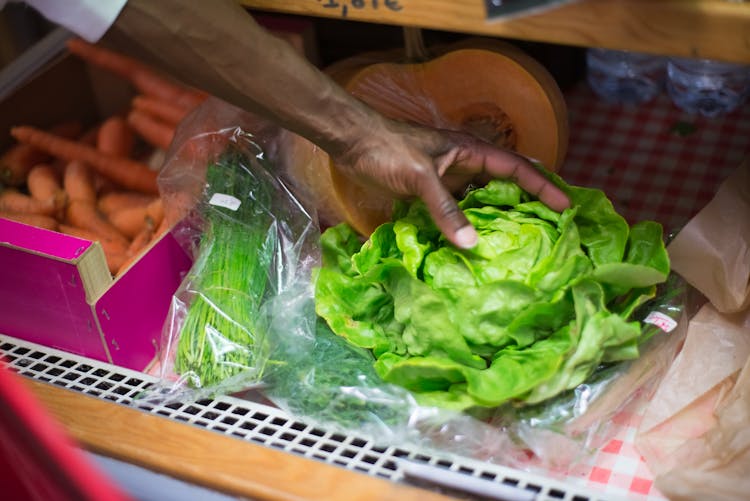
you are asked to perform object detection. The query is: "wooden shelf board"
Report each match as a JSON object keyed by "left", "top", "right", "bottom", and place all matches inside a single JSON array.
[
  {"left": 24, "top": 379, "right": 459, "bottom": 501},
  {"left": 241, "top": 0, "right": 750, "bottom": 63}
]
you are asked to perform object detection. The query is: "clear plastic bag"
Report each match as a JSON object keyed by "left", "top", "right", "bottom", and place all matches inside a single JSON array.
[
  {"left": 265, "top": 273, "right": 687, "bottom": 471},
  {"left": 143, "top": 97, "right": 686, "bottom": 473},
  {"left": 148, "top": 98, "right": 321, "bottom": 401},
  {"left": 635, "top": 160, "right": 750, "bottom": 500}
]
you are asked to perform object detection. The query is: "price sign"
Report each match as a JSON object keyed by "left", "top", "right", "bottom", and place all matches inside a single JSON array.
[
  {"left": 484, "top": 0, "right": 575, "bottom": 20},
  {"left": 318, "top": 0, "right": 403, "bottom": 18},
  {"left": 209, "top": 193, "right": 242, "bottom": 211},
  {"left": 644, "top": 311, "right": 678, "bottom": 333}
]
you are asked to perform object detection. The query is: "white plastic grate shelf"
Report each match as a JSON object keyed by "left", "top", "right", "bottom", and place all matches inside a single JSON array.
[{"left": 0, "top": 334, "right": 618, "bottom": 501}]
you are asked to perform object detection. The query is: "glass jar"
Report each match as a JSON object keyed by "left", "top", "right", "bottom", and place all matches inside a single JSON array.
[
  {"left": 586, "top": 48, "right": 666, "bottom": 105},
  {"left": 666, "top": 57, "right": 750, "bottom": 117}
]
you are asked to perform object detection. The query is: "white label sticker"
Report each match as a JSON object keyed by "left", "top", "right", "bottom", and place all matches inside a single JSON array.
[
  {"left": 209, "top": 193, "right": 241, "bottom": 211},
  {"left": 644, "top": 311, "right": 678, "bottom": 333}
]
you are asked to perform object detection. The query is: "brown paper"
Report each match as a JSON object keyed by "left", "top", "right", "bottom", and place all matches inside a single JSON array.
[
  {"left": 636, "top": 158, "right": 750, "bottom": 500},
  {"left": 653, "top": 355, "right": 750, "bottom": 501},
  {"left": 636, "top": 304, "right": 750, "bottom": 475},
  {"left": 667, "top": 159, "right": 750, "bottom": 313},
  {"left": 640, "top": 305, "right": 750, "bottom": 434}
]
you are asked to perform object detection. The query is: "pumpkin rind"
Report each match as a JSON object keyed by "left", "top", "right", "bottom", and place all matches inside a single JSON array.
[{"left": 299, "top": 39, "right": 570, "bottom": 235}]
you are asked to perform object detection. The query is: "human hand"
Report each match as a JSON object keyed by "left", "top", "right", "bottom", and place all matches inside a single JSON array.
[
  {"left": 108, "top": 0, "right": 567, "bottom": 249},
  {"left": 330, "top": 118, "right": 570, "bottom": 249}
]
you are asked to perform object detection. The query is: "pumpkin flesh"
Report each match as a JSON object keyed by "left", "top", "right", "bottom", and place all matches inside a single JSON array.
[{"left": 298, "top": 40, "right": 570, "bottom": 236}]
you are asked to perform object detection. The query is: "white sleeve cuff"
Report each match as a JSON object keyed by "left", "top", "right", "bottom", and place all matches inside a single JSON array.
[{"left": 25, "top": 0, "right": 128, "bottom": 42}]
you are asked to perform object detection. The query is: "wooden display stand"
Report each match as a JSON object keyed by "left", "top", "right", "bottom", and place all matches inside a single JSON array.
[
  {"left": 241, "top": 0, "right": 750, "bottom": 64},
  {"left": 20, "top": 377, "right": 457, "bottom": 501}
]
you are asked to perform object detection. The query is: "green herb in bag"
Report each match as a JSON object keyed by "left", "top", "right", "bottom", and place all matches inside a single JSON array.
[{"left": 175, "top": 146, "right": 277, "bottom": 388}]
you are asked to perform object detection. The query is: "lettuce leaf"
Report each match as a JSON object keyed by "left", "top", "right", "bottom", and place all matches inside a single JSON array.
[{"left": 314, "top": 177, "right": 669, "bottom": 409}]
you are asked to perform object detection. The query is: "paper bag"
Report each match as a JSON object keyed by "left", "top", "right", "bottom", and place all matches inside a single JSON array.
[
  {"left": 636, "top": 159, "right": 750, "bottom": 501},
  {"left": 667, "top": 159, "right": 750, "bottom": 313}
]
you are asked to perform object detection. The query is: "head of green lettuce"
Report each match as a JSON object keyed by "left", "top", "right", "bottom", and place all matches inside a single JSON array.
[{"left": 314, "top": 175, "right": 670, "bottom": 411}]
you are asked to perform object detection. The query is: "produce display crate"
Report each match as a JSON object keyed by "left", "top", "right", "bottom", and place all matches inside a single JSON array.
[
  {"left": 0, "top": 51, "right": 193, "bottom": 372},
  {"left": 0, "top": 218, "right": 191, "bottom": 371}
]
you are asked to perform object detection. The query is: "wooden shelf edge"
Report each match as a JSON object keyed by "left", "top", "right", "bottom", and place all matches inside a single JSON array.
[
  {"left": 241, "top": 0, "right": 750, "bottom": 63},
  {"left": 24, "top": 379, "right": 458, "bottom": 501}
]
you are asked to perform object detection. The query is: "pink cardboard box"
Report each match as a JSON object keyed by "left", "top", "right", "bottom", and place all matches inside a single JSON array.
[
  {"left": 0, "top": 53, "right": 193, "bottom": 371},
  {"left": 0, "top": 218, "right": 192, "bottom": 371}
]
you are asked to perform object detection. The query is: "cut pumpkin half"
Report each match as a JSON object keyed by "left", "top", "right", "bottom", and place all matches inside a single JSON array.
[{"left": 286, "top": 38, "right": 569, "bottom": 236}]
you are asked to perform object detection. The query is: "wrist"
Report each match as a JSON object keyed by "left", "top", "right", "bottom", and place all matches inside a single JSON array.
[{"left": 301, "top": 92, "right": 383, "bottom": 157}]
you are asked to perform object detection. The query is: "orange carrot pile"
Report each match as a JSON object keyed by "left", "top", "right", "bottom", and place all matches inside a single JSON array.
[
  {"left": 0, "top": 38, "right": 210, "bottom": 277},
  {"left": 126, "top": 110, "right": 174, "bottom": 151},
  {"left": 0, "top": 121, "right": 82, "bottom": 186},
  {"left": 0, "top": 188, "right": 57, "bottom": 217},
  {"left": 11, "top": 126, "right": 160, "bottom": 195},
  {"left": 66, "top": 38, "right": 208, "bottom": 111},
  {"left": 97, "top": 116, "right": 135, "bottom": 158},
  {"left": 27, "top": 164, "right": 67, "bottom": 219},
  {"left": 131, "top": 95, "right": 190, "bottom": 126}
]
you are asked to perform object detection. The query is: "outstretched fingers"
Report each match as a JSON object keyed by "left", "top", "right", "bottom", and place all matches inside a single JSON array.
[
  {"left": 459, "top": 142, "right": 570, "bottom": 212},
  {"left": 395, "top": 131, "right": 570, "bottom": 249},
  {"left": 417, "top": 171, "right": 478, "bottom": 249}
]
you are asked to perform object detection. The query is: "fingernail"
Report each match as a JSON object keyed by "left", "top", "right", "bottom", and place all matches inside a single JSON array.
[{"left": 454, "top": 226, "right": 478, "bottom": 249}]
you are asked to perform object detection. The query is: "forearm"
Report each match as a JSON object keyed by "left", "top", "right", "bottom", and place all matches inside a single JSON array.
[
  {"left": 100, "top": 0, "right": 569, "bottom": 249},
  {"left": 104, "top": 0, "right": 375, "bottom": 155}
]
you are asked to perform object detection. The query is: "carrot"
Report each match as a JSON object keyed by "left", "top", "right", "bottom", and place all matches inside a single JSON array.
[
  {"left": 1, "top": 121, "right": 83, "bottom": 186},
  {"left": 145, "top": 197, "right": 164, "bottom": 228},
  {"left": 131, "top": 95, "right": 190, "bottom": 126},
  {"left": 58, "top": 224, "right": 128, "bottom": 275},
  {"left": 115, "top": 254, "right": 135, "bottom": 276},
  {"left": 97, "top": 116, "right": 135, "bottom": 157},
  {"left": 49, "top": 157, "right": 69, "bottom": 178},
  {"left": 107, "top": 197, "right": 164, "bottom": 239},
  {"left": 58, "top": 224, "right": 128, "bottom": 255},
  {"left": 66, "top": 38, "right": 208, "bottom": 111},
  {"left": 97, "top": 191, "right": 155, "bottom": 216},
  {"left": 0, "top": 188, "right": 56, "bottom": 216},
  {"left": 93, "top": 173, "right": 120, "bottom": 196},
  {"left": 107, "top": 204, "right": 152, "bottom": 239},
  {"left": 10, "top": 126, "right": 159, "bottom": 195},
  {"left": 128, "top": 224, "right": 154, "bottom": 255},
  {"left": 50, "top": 126, "right": 96, "bottom": 179},
  {"left": 27, "top": 163, "right": 61, "bottom": 192},
  {"left": 153, "top": 215, "right": 171, "bottom": 241},
  {"left": 0, "top": 211, "right": 59, "bottom": 231},
  {"left": 126, "top": 109, "right": 175, "bottom": 150},
  {"left": 79, "top": 125, "right": 100, "bottom": 146},
  {"left": 0, "top": 144, "right": 49, "bottom": 187},
  {"left": 108, "top": 252, "right": 130, "bottom": 276},
  {"left": 27, "top": 164, "right": 67, "bottom": 219},
  {"left": 115, "top": 224, "right": 155, "bottom": 276},
  {"left": 65, "top": 199, "right": 130, "bottom": 249},
  {"left": 63, "top": 160, "right": 97, "bottom": 204}
]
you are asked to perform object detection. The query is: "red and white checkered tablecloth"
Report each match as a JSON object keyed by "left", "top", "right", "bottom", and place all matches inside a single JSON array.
[
  {"left": 504, "top": 391, "right": 661, "bottom": 500},
  {"left": 523, "top": 83, "right": 750, "bottom": 501},
  {"left": 559, "top": 400, "right": 664, "bottom": 500},
  {"left": 559, "top": 81, "right": 750, "bottom": 235},
  {"left": 511, "top": 384, "right": 663, "bottom": 500}
]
